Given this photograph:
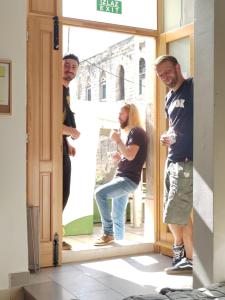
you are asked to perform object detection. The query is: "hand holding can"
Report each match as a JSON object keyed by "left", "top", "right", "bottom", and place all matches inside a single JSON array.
[{"left": 160, "top": 128, "right": 176, "bottom": 146}]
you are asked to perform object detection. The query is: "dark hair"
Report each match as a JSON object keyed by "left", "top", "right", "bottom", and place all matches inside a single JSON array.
[
  {"left": 63, "top": 54, "right": 80, "bottom": 65},
  {"left": 154, "top": 55, "right": 178, "bottom": 67}
]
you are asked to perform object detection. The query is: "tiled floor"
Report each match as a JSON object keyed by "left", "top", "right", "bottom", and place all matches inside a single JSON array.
[{"left": 28, "top": 254, "right": 193, "bottom": 300}]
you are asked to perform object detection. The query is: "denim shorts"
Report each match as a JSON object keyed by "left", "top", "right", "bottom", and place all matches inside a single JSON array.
[{"left": 163, "top": 160, "right": 193, "bottom": 225}]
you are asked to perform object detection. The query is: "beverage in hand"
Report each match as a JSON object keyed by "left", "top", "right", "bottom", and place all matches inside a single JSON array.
[{"left": 161, "top": 128, "right": 176, "bottom": 145}]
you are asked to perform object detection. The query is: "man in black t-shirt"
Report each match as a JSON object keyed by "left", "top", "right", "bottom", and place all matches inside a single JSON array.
[
  {"left": 62, "top": 54, "right": 80, "bottom": 250},
  {"left": 94, "top": 104, "right": 147, "bottom": 246},
  {"left": 155, "top": 55, "right": 193, "bottom": 275}
]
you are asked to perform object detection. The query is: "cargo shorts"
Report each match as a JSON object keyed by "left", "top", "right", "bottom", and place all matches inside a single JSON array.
[{"left": 163, "top": 159, "right": 193, "bottom": 225}]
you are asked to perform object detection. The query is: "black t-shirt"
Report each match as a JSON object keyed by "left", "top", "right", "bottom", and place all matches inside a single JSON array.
[
  {"left": 63, "top": 85, "right": 76, "bottom": 155},
  {"left": 116, "top": 127, "right": 147, "bottom": 184},
  {"left": 165, "top": 78, "right": 193, "bottom": 162}
]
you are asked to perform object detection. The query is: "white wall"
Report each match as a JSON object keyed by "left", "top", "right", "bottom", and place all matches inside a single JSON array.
[
  {"left": 194, "top": 0, "right": 225, "bottom": 287},
  {"left": 0, "top": 0, "right": 28, "bottom": 289}
]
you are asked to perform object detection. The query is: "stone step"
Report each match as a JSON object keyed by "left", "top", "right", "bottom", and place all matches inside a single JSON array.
[{"left": 23, "top": 281, "right": 78, "bottom": 300}]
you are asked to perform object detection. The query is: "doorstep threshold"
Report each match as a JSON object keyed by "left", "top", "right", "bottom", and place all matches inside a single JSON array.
[{"left": 63, "top": 241, "right": 154, "bottom": 263}]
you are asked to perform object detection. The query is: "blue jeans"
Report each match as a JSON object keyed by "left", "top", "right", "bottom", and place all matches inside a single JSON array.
[{"left": 95, "top": 176, "right": 138, "bottom": 240}]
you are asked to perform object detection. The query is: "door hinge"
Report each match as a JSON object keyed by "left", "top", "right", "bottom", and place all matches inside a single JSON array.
[
  {"left": 53, "top": 232, "right": 59, "bottom": 267},
  {"left": 26, "top": 31, "right": 29, "bottom": 42},
  {"left": 26, "top": 133, "right": 29, "bottom": 143},
  {"left": 53, "top": 16, "right": 59, "bottom": 50}
]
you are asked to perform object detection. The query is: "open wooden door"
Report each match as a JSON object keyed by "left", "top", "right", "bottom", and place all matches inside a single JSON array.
[
  {"left": 156, "top": 24, "right": 194, "bottom": 256},
  {"left": 27, "top": 4, "right": 62, "bottom": 266}
]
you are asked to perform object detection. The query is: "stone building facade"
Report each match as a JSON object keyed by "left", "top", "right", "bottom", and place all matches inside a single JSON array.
[
  {"left": 76, "top": 35, "right": 155, "bottom": 105},
  {"left": 75, "top": 36, "right": 155, "bottom": 202}
]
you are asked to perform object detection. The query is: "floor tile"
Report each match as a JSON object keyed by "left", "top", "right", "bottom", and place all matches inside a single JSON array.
[
  {"left": 55, "top": 273, "right": 107, "bottom": 294},
  {"left": 26, "top": 254, "right": 193, "bottom": 299},
  {"left": 24, "top": 281, "right": 77, "bottom": 300},
  {"left": 78, "top": 289, "right": 124, "bottom": 300},
  {"left": 96, "top": 275, "right": 156, "bottom": 297}
]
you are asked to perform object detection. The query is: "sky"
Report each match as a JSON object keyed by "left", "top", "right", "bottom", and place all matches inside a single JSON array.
[
  {"left": 62, "top": 0, "right": 157, "bottom": 60},
  {"left": 63, "top": 26, "right": 131, "bottom": 61},
  {"left": 63, "top": 0, "right": 157, "bottom": 32}
]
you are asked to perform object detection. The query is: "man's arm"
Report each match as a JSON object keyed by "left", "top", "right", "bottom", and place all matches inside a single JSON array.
[
  {"left": 66, "top": 139, "right": 76, "bottom": 157},
  {"left": 117, "top": 141, "right": 139, "bottom": 161},
  {"left": 111, "top": 131, "right": 139, "bottom": 161},
  {"left": 160, "top": 118, "right": 172, "bottom": 147},
  {"left": 63, "top": 125, "right": 80, "bottom": 139}
]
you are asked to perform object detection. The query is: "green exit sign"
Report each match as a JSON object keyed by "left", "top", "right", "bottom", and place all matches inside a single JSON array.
[{"left": 97, "top": 0, "right": 122, "bottom": 15}]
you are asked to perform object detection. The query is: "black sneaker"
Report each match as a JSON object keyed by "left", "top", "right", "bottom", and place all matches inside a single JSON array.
[
  {"left": 172, "top": 244, "right": 185, "bottom": 266},
  {"left": 165, "top": 257, "right": 193, "bottom": 275}
]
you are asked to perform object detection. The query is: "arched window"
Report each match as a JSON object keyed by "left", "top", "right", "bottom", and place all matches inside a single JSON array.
[
  {"left": 139, "top": 58, "right": 146, "bottom": 95},
  {"left": 116, "top": 65, "right": 125, "bottom": 101},
  {"left": 100, "top": 71, "right": 106, "bottom": 101},
  {"left": 86, "top": 77, "right": 91, "bottom": 101}
]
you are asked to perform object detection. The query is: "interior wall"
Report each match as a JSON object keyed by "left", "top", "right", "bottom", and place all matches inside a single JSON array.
[
  {"left": 0, "top": 0, "right": 28, "bottom": 289},
  {"left": 193, "top": 0, "right": 214, "bottom": 287},
  {"left": 213, "top": 0, "right": 225, "bottom": 282},
  {"left": 163, "top": 0, "right": 194, "bottom": 31},
  {"left": 194, "top": 0, "right": 225, "bottom": 287}
]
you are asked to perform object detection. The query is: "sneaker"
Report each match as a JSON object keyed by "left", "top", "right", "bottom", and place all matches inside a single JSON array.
[
  {"left": 172, "top": 244, "right": 185, "bottom": 266},
  {"left": 62, "top": 241, "right": 72, "bottom": 251},
  {"left": 165, "top": 257, "right": 193, "bottom": 275},
  {"left": 94, "top": 234, "right": 114, "bottom": 246}
]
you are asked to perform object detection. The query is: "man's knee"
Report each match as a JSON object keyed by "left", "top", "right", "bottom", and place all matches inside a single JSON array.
[
  {"left": 113, "top": 215, "right": 124, "bottom": 226},
  {"left": 94, "top": 189, "right": 100, "bottom": 201},
  {"left": 95, "top": 185, "right": 105, "bottom": 201},
  {"left": 113, "top": 208, "right": 126, "bottom": 223}
]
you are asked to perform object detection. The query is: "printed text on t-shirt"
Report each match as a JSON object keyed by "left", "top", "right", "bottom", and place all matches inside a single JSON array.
[{"left": 168, "top": 99, "right": 186, "bottom": 115}]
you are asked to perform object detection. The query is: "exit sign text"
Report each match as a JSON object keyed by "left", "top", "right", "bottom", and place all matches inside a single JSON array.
[{"left": 97, "top": 0, "right": 122, "bottom": 15}]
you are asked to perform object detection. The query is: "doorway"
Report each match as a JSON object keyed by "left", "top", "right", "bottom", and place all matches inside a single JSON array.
[
  {"left": 156, "top": 23, "right": 194, "bottom": 256},
  {"left": 26, "top": 12, "right": 159, "bottom": 268},
  {"left": 27, "top": 0, "right": 194, "bottom": 269},
  {"left": 61, "top": 26, "right": 157, "bottom": 262}
]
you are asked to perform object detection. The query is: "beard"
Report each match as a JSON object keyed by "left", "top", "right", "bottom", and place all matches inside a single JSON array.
[
  {"left": 120, "top": 118, "right": 129, "bottom": 129},
  {"left": 63, "top": 73, "right": 75, "bottom": 82},
  {"left": 165, "top": 73, "right": 179, "bottom": 89}
]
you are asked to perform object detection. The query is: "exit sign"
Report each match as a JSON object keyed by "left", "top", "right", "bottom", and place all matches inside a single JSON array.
[{"left": 97, "top": 0, "right": 122, "bottom": 15}]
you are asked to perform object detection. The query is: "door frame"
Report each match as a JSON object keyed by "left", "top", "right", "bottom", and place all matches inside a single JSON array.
[
  {"left": 27, "top": 0, "right": 164, "bottom": 266},
  {"left": 27, "top": 0, "right": 195, "bottom": 265},
  {"left": 155, "top": 23, "right": 194, "bottom": 256},
  {"left": 61, "top": 22, "right": 162, "bottom": 250},
  {"left": 59, "top": 0, "right": 164, "bottom": 249}
]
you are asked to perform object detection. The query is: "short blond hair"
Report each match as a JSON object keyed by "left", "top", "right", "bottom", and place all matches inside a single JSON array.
[
  {"left": 154, "top": 55, "right": 178, "bottom": 67},
  {"left": 122, "top": 103, "right": 143, "bottom": 129}
]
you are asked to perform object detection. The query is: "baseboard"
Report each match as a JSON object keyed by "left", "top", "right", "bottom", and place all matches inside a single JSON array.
[{"left": 9, "top": 271, "right": 29, "bottom": 288}]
